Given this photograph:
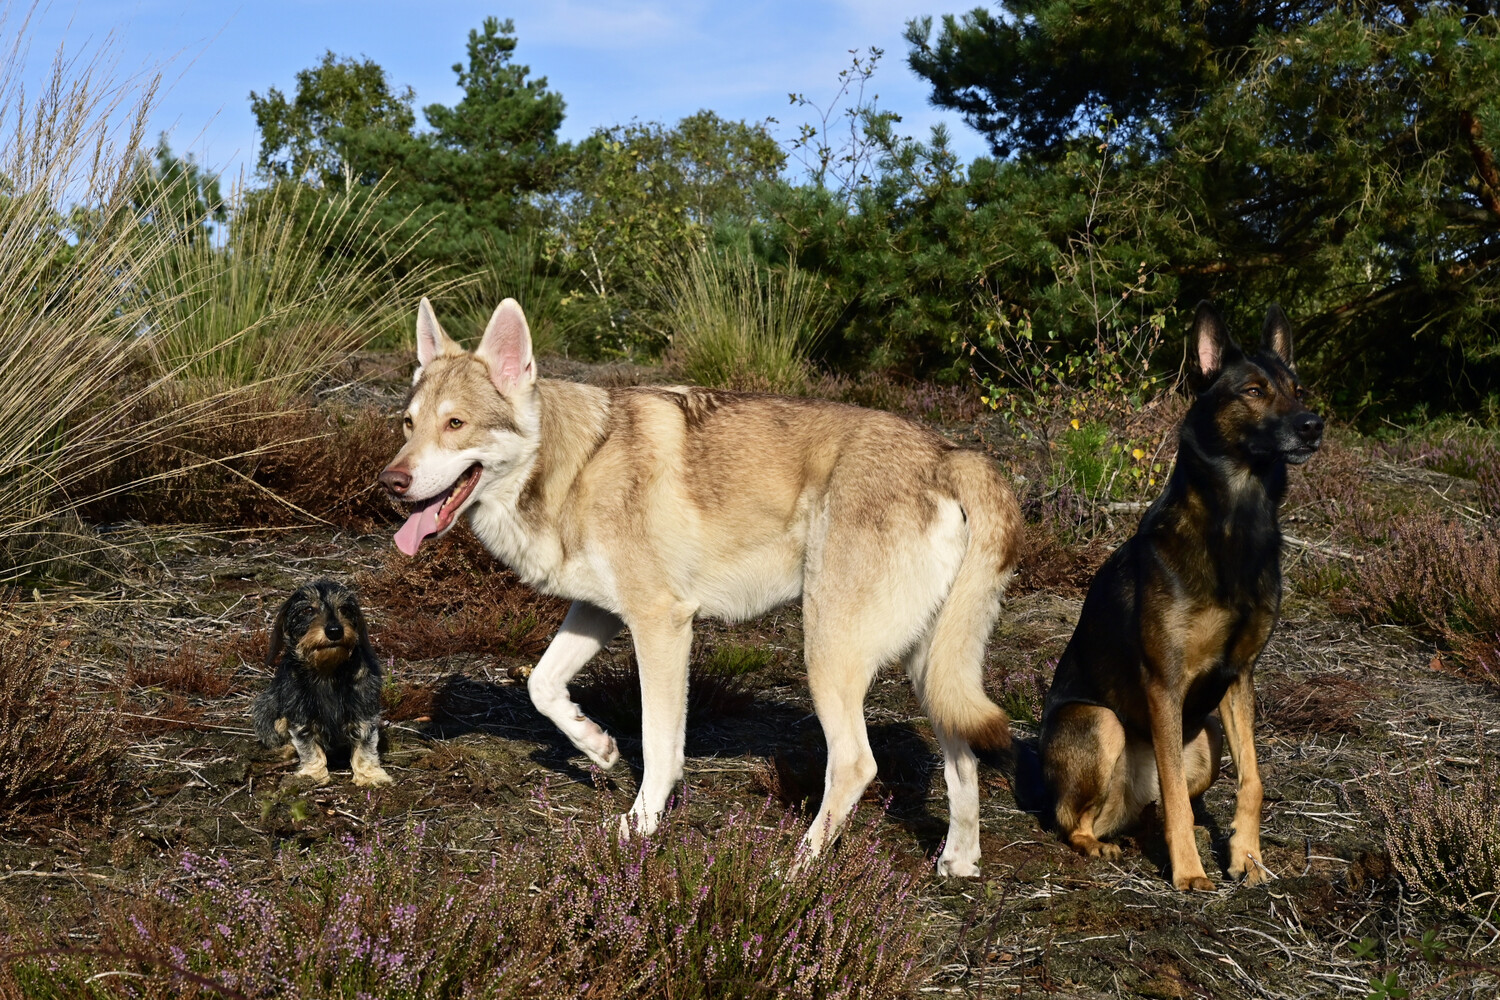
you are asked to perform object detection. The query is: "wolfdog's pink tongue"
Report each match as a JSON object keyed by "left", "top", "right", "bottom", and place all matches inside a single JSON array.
[{"left": 393, "top": 494, "right": 445, "bottom": 556}]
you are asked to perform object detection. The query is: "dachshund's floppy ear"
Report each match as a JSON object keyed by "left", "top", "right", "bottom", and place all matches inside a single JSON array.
[{"left": 266, "top": 598, "right": 290, "bottom": 667}]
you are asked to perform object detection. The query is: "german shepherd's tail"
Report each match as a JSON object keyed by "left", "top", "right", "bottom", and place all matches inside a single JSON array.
[{"left": 915, "top": 450, "right": 1021, "bottom": 751}]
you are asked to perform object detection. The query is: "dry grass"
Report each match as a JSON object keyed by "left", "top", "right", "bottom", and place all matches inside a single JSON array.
[{"left": 0, "top": 630, "right": 119, "bottom": 825}]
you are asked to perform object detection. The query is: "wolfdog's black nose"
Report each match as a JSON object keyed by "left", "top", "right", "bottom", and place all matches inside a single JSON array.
[
  {"left": 1293, "top": 412, "right": 1324, "bottom": 444},
  {"left": 324, "top": 621, "right": 344, "bottom": 642}
]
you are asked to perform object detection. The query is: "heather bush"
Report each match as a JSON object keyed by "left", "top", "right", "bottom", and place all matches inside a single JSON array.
[
  {"left": 0, "top": 631, "right": 120, "bottom": 825},
  {"left": 1347, "top": 514, "right": 1500, "bottom": 684},
  {"left": 1370, "top": 750, "right": 1500, "bottom": 916},
  {"left": 9, "top": 805, "right": 929, "bottom": 999}
]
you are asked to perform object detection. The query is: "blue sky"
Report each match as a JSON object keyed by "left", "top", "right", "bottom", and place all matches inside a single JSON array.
[{"left": 14, "top": 0, "right": 992, "bottom": 183}]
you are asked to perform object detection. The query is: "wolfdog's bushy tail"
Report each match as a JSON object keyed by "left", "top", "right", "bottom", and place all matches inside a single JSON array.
[{"left": 915, "top": 449, "right": 1021, "bottom": 750}]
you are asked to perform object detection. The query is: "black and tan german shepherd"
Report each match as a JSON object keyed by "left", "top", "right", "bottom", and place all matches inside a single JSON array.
[{"left": 1039, "top": 301, "right": 1323, "bottom": 891}]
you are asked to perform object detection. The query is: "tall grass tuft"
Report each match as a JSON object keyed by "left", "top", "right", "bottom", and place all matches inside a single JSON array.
[
  {"left": 139, "top": 180, "right": 437, "bottom": 399},
  {"left": 661, "top": 248, "right": 829, "bottom": 394},
  {"left": 8, "top": 805, "right": 930, "bottom": 999},
  {"left": 0, "top": 33, "right": 206, "bottom": 576}
]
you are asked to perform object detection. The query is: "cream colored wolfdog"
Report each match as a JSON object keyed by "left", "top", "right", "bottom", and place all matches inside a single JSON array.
[{"left": 378, "top": 297, "right": 1022, "bottom": 874}]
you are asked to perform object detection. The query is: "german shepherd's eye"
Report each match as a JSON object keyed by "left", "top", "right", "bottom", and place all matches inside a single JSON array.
[
  {"left": 448, "top": 417, "right": 465, "bottom": 430},
  {"left": 1244, "top": 385, "right": 1265, "bottom": 398}
]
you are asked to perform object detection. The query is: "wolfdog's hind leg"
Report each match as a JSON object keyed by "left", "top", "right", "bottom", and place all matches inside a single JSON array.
[
  {"left": 932, "top": 720, "right": 983, "bottom": 876},
  {"left": 529, "top": 601, "right": 625, "bottom": 769}
]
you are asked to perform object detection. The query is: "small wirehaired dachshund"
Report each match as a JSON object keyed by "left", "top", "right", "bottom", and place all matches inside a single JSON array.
[{"left": 251, "top": 579, "right": 392, "bottom": 787}]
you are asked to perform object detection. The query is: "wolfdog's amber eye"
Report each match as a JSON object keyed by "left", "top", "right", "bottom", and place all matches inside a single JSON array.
[
  {"left": 402, "top": 415, "right": 413, "bottom": 429},
  {"left": 448, "top": 417, "right": 465, "bottom": 430}
]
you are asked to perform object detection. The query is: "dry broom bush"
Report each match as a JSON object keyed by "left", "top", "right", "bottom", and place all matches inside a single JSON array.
[
  {"left": 660, "top": 248, "right": 830, "bottom": 394},
  {"left": 75, "top": 391, "right": 404, "bottom": 529},
  {"left": 0, "top": 629, "right": 119, "bottom": 824},
  {"left": 1370, "top": 748, "right": 1500, "bottom": 916},
  {"left": 6, "top": 806, "right": 929, "bottom": 999},
  {"left": 355, "top": 532, "right": 569, "bottom": 661}
]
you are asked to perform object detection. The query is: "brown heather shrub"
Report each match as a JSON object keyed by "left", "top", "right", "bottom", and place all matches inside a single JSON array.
[
  {"left": 1258, "top": 674, "right": 1369, "bottom": 734},
  {"left": 817, "top": 372, "right": 987, "bottom": 425},
  {"left": 0, "top": 632, "right": 119, "bottom": 824},
  {"left": 356, "top": 532, "right": 568, "bottom": 662},
  {"left": 1370, "top": 749, "right": 1500, "bottom": 915},
  {"left": 1344, "top": 513, "right": 1500, "bottom": 684},
  {"left": 125, "top": 642, "right": 246, "bottom": 698},
  {"left": 4, "top": 805, "right": 929, "bottom": 999},
  {"left": 74, "top": 391, "right": 403, "bottom": 530}
]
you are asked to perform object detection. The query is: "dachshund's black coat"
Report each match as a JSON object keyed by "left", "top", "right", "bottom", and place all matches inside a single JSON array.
[{"left": 251, "top": 579, "right": 392, "bottom": 786}]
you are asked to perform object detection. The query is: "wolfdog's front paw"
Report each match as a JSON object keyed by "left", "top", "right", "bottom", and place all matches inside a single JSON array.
[
  {"left": 936, "top": 854, "right": 981, "bottom": 877},
  {"left": 581, "top": 734, "right": 619, "bottom": 770}
]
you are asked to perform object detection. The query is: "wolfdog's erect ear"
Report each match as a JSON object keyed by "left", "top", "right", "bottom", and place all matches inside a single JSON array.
[
  {"left": 1189, "top": 300, "right": 1238, "bottom": 388},
  {"left": 415, "top": 297, "right": 460, "bottom": 369},
  {"left": 475, "top": 299, "right": 535, "bottom": 394},
  {"left": 1261, "top": 303, "right": 1294, "bottom": 368}
]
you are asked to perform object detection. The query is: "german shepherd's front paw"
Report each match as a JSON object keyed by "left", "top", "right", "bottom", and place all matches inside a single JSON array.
[
  {"left": 1175, "top": 874, "right": 1217, "bottom": 892},
  {"left": 1230, "top": 854, "right": 1271, "bottom": 886},
  {"left": 1069, "top": 835, "right": 1122, "bottom": 860}
]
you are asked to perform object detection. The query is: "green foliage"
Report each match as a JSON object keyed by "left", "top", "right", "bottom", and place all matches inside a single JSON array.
[
  {"left": 248, "top": 18, "right": 569, "bottom": 270},
  {"left": 250, "top": 51, "right": 417, "bottom": 188},
  {"left": 906, "top": 2, "right": 1500, "bottom": 414},
  {"left": 127, "top": 135, "right": 226, "bottom": 242},
  {"left": 553, "top": 111, "right": 783, "bottom": 353}
]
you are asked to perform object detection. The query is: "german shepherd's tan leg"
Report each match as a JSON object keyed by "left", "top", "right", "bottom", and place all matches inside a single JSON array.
[
  {"left": 1219, "top": 673, "right": 1268, "bottom": 884},
  {"left": 1043, "top": 703, "right": 1128, "bottom": 859},
  {"left": 623, "top": 600, "right": 695, "bottom": 837},
  {"left": 1146, "top": 684, "right": 1215, "bottom": 891}
]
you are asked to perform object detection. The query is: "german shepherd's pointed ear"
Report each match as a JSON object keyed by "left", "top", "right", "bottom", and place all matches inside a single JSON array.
[
  {"left": 415, "top": 297, "right": 461, "bottom": 374},
  {"left": 475, "top": 298, "right": 535, "bottom": 395},
  {"left": 1188, "top": 300, "right": 1240, "bottom": 390},
  {"left": 266, "top": 598, "right": 290, "bottom": 668},
  {"left": 1260, "top": 303, "right": 1294, "bottom": 369}
]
